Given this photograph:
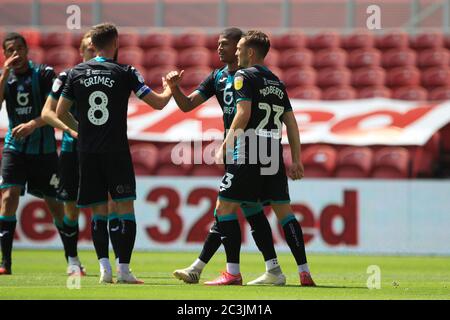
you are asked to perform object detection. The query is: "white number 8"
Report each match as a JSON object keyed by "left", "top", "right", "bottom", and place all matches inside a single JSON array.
[{"left": 88, "top": 91, "right": 109, "bottom": 126}]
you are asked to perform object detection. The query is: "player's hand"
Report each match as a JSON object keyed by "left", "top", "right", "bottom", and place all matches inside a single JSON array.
[
  {"left": 3, "top": 53, "right": 20, "bottom": 73},
  {"left": 288, "top": 161, "right": 305, "bottom": 180},
  {"left": 11, "top": 121, "right": 36, "bottom": 139},
  {"left": 66, "top": 128, "right": 78, "bottom": 139},
  {"left": 215, "top": 144, "right": 225, "bottom": 165},
  {"left": 165, "top": 70, "right": 184, "bottom": 89}
]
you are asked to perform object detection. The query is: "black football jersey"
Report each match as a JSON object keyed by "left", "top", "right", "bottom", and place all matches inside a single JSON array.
[{"left": 61, "top": 57, "right": 151, "bottom": 153}]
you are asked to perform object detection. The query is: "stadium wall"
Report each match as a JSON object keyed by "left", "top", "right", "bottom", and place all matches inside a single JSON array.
[{"left": 11, "top": 177, "right": 450, "bottom": 255}]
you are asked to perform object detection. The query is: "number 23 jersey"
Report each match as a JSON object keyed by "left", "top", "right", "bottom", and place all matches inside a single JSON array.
[{"left": 61, "top": 57, "right": 150, "bottom": 153}]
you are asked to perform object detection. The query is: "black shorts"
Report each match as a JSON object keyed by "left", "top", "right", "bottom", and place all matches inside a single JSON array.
[
  {"left": 218, "top": 161, "right": 290, "bottom": 205},
  {"left": 57, "top": 151, "right": 79, "bottom": 202},
  {"left": 0, "top": 149, "right": 59, "bottom": 198},
  {"left": 77, "top": 150, "right": 136, "bottom": 208}
]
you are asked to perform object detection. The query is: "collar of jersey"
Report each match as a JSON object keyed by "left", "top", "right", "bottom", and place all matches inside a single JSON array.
[
  {"left": 94, "top": 56, "right": 112, "bottom": 62},
  {"left": 254, "top": 64, "right": 269, "bottom": 72}
]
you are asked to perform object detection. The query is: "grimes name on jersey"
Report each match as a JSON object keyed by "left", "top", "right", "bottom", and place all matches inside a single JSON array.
[{"left": 83, "top": 76, "right": 115, "bottom": 88}]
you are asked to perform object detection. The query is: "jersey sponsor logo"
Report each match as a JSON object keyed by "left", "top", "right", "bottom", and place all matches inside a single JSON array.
[
  {"left": 16, "top": 106, "right": 33, "bottom": 115},
  {"left": 234, "top": 75, "right": 244, "bottom": 90},
  {"left": 52, "top": 78, "right": 63, "bottom": 93},
  {"left": 16, "top": 92, "right": 30, "bottom": 106}
]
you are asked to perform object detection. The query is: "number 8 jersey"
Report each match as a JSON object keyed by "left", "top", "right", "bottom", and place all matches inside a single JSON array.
[{"left": 61, "top": 56, "right": 151, "bottom": 153}]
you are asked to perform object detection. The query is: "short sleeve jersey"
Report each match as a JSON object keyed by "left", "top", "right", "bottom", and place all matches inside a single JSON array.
[
  {"left": 2, "top": 61, "right": 56, "bottom": 154},
  {"left": 233, "top": 65, "right": 293, "bottom": 161},
  {"left": 49, "top": 68, "right": 78, "bottom": 152},
  {"left": 195, "top": 66, "right": 237, "bottom": 131},
  {"left": 61, "top": 57, "right": 151, "bottom": 153}
]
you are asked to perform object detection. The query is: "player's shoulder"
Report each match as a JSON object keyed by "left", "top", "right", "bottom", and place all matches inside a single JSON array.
[{"left": 33, "top": 62, "right": 55, "bottom": 76}]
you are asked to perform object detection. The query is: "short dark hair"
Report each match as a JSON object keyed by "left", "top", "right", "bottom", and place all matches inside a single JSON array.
[
  {"left": 2, "top": 32, "right": 27, "bottom": 50},
  {"left": 90, "top": 23, "right": 118, "bottom": 50},
  {"left": 220, "top": 27, "right": 243, "bottom": 43},
  {"left": 242, "top": 30, "right": 270, "bottom": 59}
]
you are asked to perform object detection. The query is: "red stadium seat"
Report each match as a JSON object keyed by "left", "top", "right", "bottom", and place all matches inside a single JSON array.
[
  {"left": 273, "top": 31, "right": 307, "bottom": 50},
  {"left": 118, "top": 46, "right": 144, "bottom": 66},
  {"left": 392, "top": 86, "right": 428, "bottom": 100},
  {"left": 410, "top": 32, "right": 444, "bottom": 50},
  {"left": 71, "top": 32, "right": 84, "bottom": 48},
  {"left": 28, "top": 47, "right": 45, "bottom": 64},
  {"left": 130, "top": 143, "right": 159, "bottom": 175},
  {"left": 428, "top": 86, "right": 450, "bottom": 100},
  {"left": 45, "top": 46, "right": 78, "bottom": 66},
  {"left": 372, "top": 147, "right": 411, "bottom": 179},
  {"left": 209, "top": 49, "right": 223, "bottom": 69},
  {"left": 146, "top": 65, "right": 178, "bottom": 87},
  {"left": 417, "top": 48, "right": 450, "bottom": 68},
  {"left": 264, "top": 49, "right": 280, "bottom": 68},
  {"left": 335, "top": 147, "right": 373, "bottom": 178},
  {"left": 278, "top": 48, "right": 313, "bottom": 69},
  {"left": 376, "top": 32, "right": 409, "bottom": 50},
  {"left": 358, "top": 86, "right": 392, "bottom": 99},
  {"left": 269, "top": 66, "right": 283, "bottom": 79},
  {"left": 351, "top": 67, "right": 386, "bottom": 87},
  {"left": 317, "top": 67, "right": 352, "bottom": 88},
  {"left": 302, "top": 145, "right": 337, "bottom": 177},
  {"left": 17, "top": 28, "right": 41, "bottom": 47},
  {"left": 342, "top": 32, "right": 375, "bottom": 50},
  {"left": 177, "top": 47, "right": 211, "bottom": 68},
  {"left": 139, "top": 32, "right": 173, "bottom": 49},
  {"left": 118, "top": 30, "right": 140, "bottom": 47},
  {"left": 143, "top": 47, "right": 177, "bottom": 68},
  {"left": 205, "top": 34, "right": 219, "bottom": 50},
  {"left": 173, "top": 31, "right": 207, "bottom": 49},
  {"left": 347, "top": 48, "right": 382, "bottom": 69},
  {"left": 308, "top": 31, "right": 340, "bottom": 50},
  {"left": 440, "top": 123, "right": 450, "bottom": 153},
  {"left": 382, "top": 48, "right": 417, "bottom": 69},
  {"left": 421, "top": 67, "right": 450, "bottom": 88},
  {"left": 180, "top": 67, "right": 212, "bottom": 87},
  {"left": 0, "top": 53, "right": 4, "bottom": 67},
  {"left": 281, "top": 67, "right": 317, "bottom": 88},
  {"left": 53, "top": 64, "right": 73, "bottom": 75},
  {"left": 322, "top": 86, "right": 357, "bottom": 100},
  {"left": 41, "top": 32, "right": 73, "bottom": 48},
  {"left": 411, "top": 147, "right": 434, "bottom": 178},
  {"left": 157, "top": 144, "right": 193, "bottom": 175},
  {"left": 314, "top": 48, "right": 348, "bottom": 69},
  {"left": 386, "top": 66, "right": 421, "bottom": 87},
  {"left": 288, "top": 86, "right": 322, "bottom": 100}
]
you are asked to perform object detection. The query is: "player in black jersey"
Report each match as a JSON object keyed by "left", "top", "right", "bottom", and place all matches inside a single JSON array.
[
  {"left": 56, "top": 23, "right": 172, "bottom": 284},
  {"left": 205, "top": 30, "right": 316, "bottom": 286},
  {"left": 168, "top": 28, "right": 286, "bottom": 286},
  {"left": 0, "top": 32, "right": 67, "bottom": 275},
  {"left": 42, "top": 31, "right": 121, "bottom": 277}
]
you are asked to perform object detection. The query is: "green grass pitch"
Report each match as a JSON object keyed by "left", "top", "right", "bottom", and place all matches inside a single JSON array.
[{"left": 0, "top": 250, "right": 449, "bottom": 300}]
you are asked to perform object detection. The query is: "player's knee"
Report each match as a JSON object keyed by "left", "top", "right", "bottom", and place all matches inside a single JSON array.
[
  {"left": 241, "top": 203, "right": 264, "bottom": 218},
  {"left": 1, "top": 188, "right": 20, "bottom": 205},
  {"left": 272, "top": 204, "right": 293, "bottom": 221},
  {"left": 64, "top": 202, "right": 79, "bottom": 220},
  {"left": 215, "top": 200, "right": 239, "bottom": 216},
  {"left": 115, "top": 200, "right": 134, "bottom": 214}
]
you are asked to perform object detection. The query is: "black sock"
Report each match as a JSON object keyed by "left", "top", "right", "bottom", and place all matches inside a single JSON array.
[
  {"left": 216, "top": 215, "right": 241, "bottom": 264},
  {"left": 118, "top": 215, "right": 136, "bottom": 264},
  {"left": 108, "top": 214, "right": 120, "bottom": 260},
  {"left": 281, "top": 215, "right": 307, "bottom": 266},
  {"left": 246, "top": 211, "right": 277, "bottom": 261},
  {"left": 91, "top": 215, "right": 109, "bottom": 260},
  {"left": 62, "top": 217, "right": 79, "bottom": 259},
  {"left": 198, "top": 221, "right": 222, "bottom": 264},
  {"left": 0, "top": 218, "right": 17, "bottom": 268},
  {"left": 55, "top": 221, "right": 69, "bottom": 262}
]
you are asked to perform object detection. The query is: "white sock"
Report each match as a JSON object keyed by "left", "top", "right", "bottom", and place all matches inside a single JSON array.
[
  {"left": 226, "top": 263, "right": 240, "bottom": 275},
  {"left": 99, "top": 258, "right": 112, "bottom": 273},
  {"left": 68, "top": 256, "right": 80, "bottom": 265},
  {"left": 119, "top": 263, "right": 130, "bottom": 274},
  {"left": 298, "top": 263, "right": 310, "bottom": 273},
  {"left": 265, "top": 258, "right": 280, "bottom": 272},
  {"left": 190, "top": 258, "right": 206, "bottom": 271}
]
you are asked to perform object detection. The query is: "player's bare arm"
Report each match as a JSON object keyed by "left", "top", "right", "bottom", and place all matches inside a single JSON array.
[
  {"left": 56, "top": 96, "right": 78, "bottom": 139},
  {"left": 165, "top": 70, "right": 205, "bottom": 112},
  {"left": 282, "top": 110, "right": 304, "bottom": 180},
  {"left": 140, "top": 76, "right": 172, "bottom": 110},
  {"left": 0, "top": 53, "right": 20, "bottom": 107},
  {"left": 41, "top": 96, "right": 74, "bottom": 133},
  {"left": 11, "top": 116, "right": 47, "bottom": 139},
  {"left": 216, "top": 100, "right": 252, "bottom": 164}
]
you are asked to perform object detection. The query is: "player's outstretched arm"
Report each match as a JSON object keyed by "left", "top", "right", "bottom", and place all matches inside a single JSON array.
[
  {"left": 140, "top": 77, "right": 172, "bottom": 110},
  {"left": 41, "top": 95, "right": 72, "bottom": 131},
  {"left": 165, "top": 70, "right": 205, "bottom": 112},
  {"left": 283, "top": 110, "right": 304, "bottom": 180},
  {"left": 216, "top": 100, "right": 251, "bottom": 164},
  {"left": 56, "top": 96, "right": 78, "bottom": 139}
]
